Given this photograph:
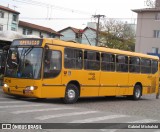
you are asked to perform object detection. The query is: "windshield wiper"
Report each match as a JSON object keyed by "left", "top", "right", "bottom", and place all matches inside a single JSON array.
[{"left": 25, "top": 47, "right": 33, "bottom": 56}]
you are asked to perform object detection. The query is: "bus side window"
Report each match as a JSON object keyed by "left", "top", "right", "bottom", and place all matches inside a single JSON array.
[
  {"left": 44, "top": 50, "right": 52, "bottom": 72},
  {"left": 101, "top": 53, "right": 115, "bottom": 71},
  {"left": 151, "top": 60, "right": 158, "bottom": 74},
  {"left": 64, "top": 48, "right": 82, "bottom": 69},
  {"left": 116, "top": 55, "right": 128, "bottom": 72},
  {"left": 129, "top": 57, "right": 140, "bottom": 73},
  {"left": 84, "top": 51, "right": 100, "bottom": 70},
  {"left": 44, "top": 50, "right": 61, "bottom": 78},
  {"left": 141, "top": 58, "right": 151, "bottom": 74}
]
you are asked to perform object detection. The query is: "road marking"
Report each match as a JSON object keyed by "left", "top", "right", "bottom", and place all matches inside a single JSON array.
[
  {"left": 35, "top": 111, "right": 98, "bottom": 120},
  {"left": 0, "top": 98, "right": 7, "bottom": 99},
  {"left": 12, "top": 107, "right": 77, "bottom": 114},
  {"left": 0, "top": 101, "right": 24, "bottom": 104},
  {"left": 0, "top": 104, "right": 44, "bottom": 108},
  {"left": 70, "top": 115, "right": 129, "bottom": 123}
]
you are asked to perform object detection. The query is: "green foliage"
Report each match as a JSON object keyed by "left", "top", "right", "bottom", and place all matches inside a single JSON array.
[
  {"left": 0, "top": 74, "right": 3, "bottom": 80},
  {"left": 99, "top": 19, "right": 136, "bottom": 51}
]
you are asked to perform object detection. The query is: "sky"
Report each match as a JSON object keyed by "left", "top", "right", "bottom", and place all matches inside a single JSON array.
[{"left": 1, "top": 0, "right": 152, "bottom": 31}]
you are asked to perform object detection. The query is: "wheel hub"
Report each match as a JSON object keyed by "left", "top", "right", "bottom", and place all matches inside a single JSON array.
[{"left": 68, "top": 89, "right": 75, "bottom": 99}]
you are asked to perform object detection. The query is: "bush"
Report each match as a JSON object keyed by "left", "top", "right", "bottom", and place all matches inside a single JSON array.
[{"left": 0, "top": 74, "right": 4, "bottom": 80}]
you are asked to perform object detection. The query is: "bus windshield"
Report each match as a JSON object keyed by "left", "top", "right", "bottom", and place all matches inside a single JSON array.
[{"left": 5, "top": 47, "right": 43, "bottom": 79}]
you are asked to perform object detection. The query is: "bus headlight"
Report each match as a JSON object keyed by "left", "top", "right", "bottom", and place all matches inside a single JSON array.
[
  {"left": 25, "top": 86, "right": 37, "bottom": 91},
  {"left": 4, "top": 83, "right": 9, "bottom": 88}
]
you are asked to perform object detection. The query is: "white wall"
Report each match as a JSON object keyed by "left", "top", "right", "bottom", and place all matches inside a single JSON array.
[
  {"left": 18, "top": 26, "right": 60, "bottom": 38},
  {"left": 0, "top": 10, "right": 18, "bottom": 31},
  {"left": 60, "top": 29, "right": 76, "bottom": 41},
  {"left": 82, "top": 29, "right": 96, "bottom": 46}
]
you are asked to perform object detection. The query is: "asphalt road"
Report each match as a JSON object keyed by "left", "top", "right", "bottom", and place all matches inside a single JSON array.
[{"left": 0, "top": 87, "right": 160, "bottom": 132}]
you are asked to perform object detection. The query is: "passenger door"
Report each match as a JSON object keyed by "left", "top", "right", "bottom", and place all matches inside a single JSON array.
[{"left": 41, "top": 45, "right": 64, "bottom": 98}]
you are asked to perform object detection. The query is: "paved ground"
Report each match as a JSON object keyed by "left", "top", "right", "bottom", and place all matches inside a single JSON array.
[{"left": 0, "top": 87, "right": 160, "bottom": 132}]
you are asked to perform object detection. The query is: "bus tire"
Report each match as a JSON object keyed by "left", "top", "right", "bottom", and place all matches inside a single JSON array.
[
  {"left": 132, "top": 85, "right": 142, "bottom": 100},
  {"left": 63, "top": 84, "right": 79, "bottom": 104},
  {"left": 14, "top": 95, "right": 23, "bottom": 99},
  {"left": 36, "top": 98, "right": 46, "bottom": 101}
]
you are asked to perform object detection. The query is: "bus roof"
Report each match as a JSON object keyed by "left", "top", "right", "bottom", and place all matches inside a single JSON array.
[
  {"left": 13, "top": 38, "right": 159, "bottom": 60},
  {"left": 45, "top": 38, "right": 158, "bottom": 60}
]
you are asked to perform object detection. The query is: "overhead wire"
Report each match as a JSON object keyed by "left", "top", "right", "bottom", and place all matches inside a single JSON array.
[
  {"left": 19, "top": 17, "right": 92, "bottom": 20},
  {"left": 13, "top": 0, "right": 92, "bottom": 15}
]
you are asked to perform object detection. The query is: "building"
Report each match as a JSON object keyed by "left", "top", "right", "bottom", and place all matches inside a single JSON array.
[
  {"left": 82, "top": 27, "right": 96, "bottom": 46},
  {"left": 0, "top": 5, "right": 20, "bottom": 56},
  {"left": 0, "top": 5, "right": 20, "bottom": 32},
  {"left": 59, "top": 22, "right": 97, "bottom": 46},
  {"left": 58, "top": 27, "right": 83, "bottom": 43},
  {"left": 0, "top": 5, "right": 61, "bottom": 51},
  {"left": 0, "top": 5, "right": 61, "bottom": 39},
  {"left": 132, "top": 0, "right": 160, "bottom": 57},
  {"left": 18, "top": 21, "right": 61, "bottom": 38},
  {"left": 0, "top": 5, "right": 61, "bottom": 75}
]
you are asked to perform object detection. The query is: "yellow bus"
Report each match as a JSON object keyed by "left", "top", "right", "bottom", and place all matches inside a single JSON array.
[{"left": 2, "top": 38, "right": 159, "bottom": 103}]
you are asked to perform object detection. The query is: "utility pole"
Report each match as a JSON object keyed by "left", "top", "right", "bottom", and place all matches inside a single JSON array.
[{"left": 93, "top": 15, "right": 105, "bottom": 46}]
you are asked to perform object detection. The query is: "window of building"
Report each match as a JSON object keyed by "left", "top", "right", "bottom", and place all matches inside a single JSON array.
[
  {"left": 0, "top": 25, "right": 3, "bottom": 31},
  {"left": 0, "top": 11, "right": 4, "bottom": 18},
  {"left": 116, "top": 55, "right": 128, "bottom": 72},
  {"left": 154, "top": 30, "right": 160, "bottom": 38},
  {"left": 101, "top": 53, "right": 115, "bottom": 71},
  {"left": 129, "top": 57, "right": 140, "bottom": 73},
  {"left": 84, "top": 50, "right": 100, "bottom": 70},
  {"left": 75, "top": 33, "right": 82, "bottom": 38},
  {"left": 64, "top": 48, "right": 82, "bottom": 69},
  {"left": 155, "top": 13, "right": 160, "bottom": 20},
  {"left": 39, "top": 32, "right": 44, "bottom": 38},
  {"left": 141, "top": 58, "right": 151, "bottom": 74},
  {"left": 11, "top": 27, "right": 17, "bottom": 31},
  {"left": 23, "top": 28, "right": 32, "bottom": 35},
  {"left": 152, "top": 47, "right": 159, "bottom": 54},
  {"left": 44, "top": 50, "right": 61, "bottom": 78},
  {"left": 12, "top": 14, "right": 18, "bottom": 22}
]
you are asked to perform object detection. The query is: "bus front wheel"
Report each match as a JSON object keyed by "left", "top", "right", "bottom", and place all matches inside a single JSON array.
[
  {"left": 132, "top": 85, "right": 142, "bottom": 100},
  {"left": 63, "top": 84, "right": 79, "bottom": 104}
]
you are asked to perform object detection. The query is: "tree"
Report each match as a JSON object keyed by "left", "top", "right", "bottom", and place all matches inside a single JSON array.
[
  {"left": 145, "top": 0, "right": 155, "bottom": 8},
  {"left": 99, "top": 18, "right": 136, "bottom": 51}
]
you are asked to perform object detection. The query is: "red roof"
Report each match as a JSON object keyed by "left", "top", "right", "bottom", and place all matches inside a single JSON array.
[
  {"left": 19, "top": 21, "right": 62, "bottom": 36},
  {"left": 0, "top": 5, "right": 20, "bottom": 14},
  {"left": 58, "top": 26, "right": 82, "bottom": 33},
  {"left": 58, "top": 26, "right": 98, "bottom": 34},
  {"left": 83, "top": 27, "right": 97, "bottom": 32}
]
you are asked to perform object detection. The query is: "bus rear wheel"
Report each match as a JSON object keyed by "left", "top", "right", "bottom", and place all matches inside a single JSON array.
[
  {"left": 132, "top": 85, "right": 142, "bottom": 100},
  {"left": 63, "top": 84, "right": 79, "bottom": 104}
]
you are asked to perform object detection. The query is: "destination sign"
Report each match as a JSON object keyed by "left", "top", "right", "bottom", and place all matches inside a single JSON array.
[{"left": 12, "top": 39, "right": 43, "bottom": 46}]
